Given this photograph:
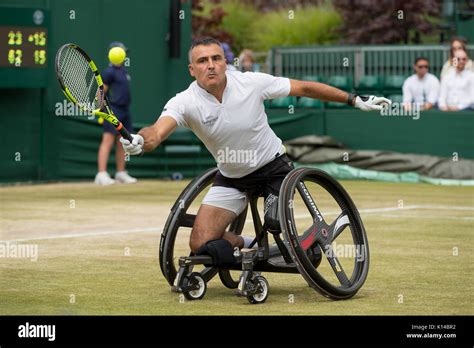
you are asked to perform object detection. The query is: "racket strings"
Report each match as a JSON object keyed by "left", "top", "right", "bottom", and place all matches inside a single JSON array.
[{"left": 58, "top": 47, "right": 101, "bottom": 111}]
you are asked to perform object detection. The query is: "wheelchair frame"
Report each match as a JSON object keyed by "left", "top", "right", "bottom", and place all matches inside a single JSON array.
[{"left": 159, "top": 166, "right": 369, "bottom": 304}]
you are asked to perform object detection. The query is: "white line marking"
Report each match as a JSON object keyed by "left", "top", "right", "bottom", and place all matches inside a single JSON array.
[
  {"left": 2, "top": 204, "right": 472, "bottom": 243},
  {"left": 245, "top": 204, "right": 473, "bottom": 222},
  {"left": 377, "top": 214, "right": 474, "bottom": 221},
  {"left": 1, "top": 227, "right": 162, "bottom": 243},
  {"left": 294, "top": 205, "right": 474, "bottom": 219}
]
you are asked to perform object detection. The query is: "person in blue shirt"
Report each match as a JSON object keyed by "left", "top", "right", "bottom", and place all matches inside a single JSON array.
[{"left": 95, "top": 42, "right": 137, "bottom": 185}]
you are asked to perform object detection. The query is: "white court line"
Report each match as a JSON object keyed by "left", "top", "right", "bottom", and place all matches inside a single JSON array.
[
  {"left": 377, "top": 214, "right": 474, "bottom": 221},
  {"left": 1, "top": 227, "right": 162, "bottom": 243},
  {"left": 2, "top": 204, "right": 472, "bottom": 243},
  {"left": 291, "top": 204, "right": 473, "bottom": 220}
]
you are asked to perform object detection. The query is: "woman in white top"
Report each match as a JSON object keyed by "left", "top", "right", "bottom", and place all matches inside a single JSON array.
[
  {"left": 440, "top": 37, "right": 474, "bottom": 80},
  {"left": 438, "top": 49, "right": 474, "bottom": 111}
]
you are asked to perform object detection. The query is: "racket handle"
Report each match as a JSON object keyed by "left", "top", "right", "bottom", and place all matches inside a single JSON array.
[
  {"left": 117, "top": 123, "right": 144, "bottom": 156},
  {"left": 117, "top": 124, "right": 134, "bottom": 142}
]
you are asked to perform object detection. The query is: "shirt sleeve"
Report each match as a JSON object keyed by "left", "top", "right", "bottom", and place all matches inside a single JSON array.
[
  {"left": 102, "top": 67, "right": 114, "bottom": 86},
  {"left": 159, "top": 95, "right": 189, "bottom": 128},
  {"left": 471, "top": 74, "right": 474, "bottom": 107},
  {"left": 402, "top": 78, "right": 413, "bottom": 105},
  {"left": 440, "top": 61, "right": 450, "bottom": 81},
  {"left": 246, "top": 72, "right": 291, "bottom": 100},
  {"left": 427, "top": 76, "right": 440, "bottom": 105},
  {"left": 438, "top": 79, "right": 448, "bottom": 108}
]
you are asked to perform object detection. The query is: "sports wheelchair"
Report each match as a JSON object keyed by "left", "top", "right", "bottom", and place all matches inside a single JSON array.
[{"left": 159, "top": 167, "right": 369, "bottom": 304}]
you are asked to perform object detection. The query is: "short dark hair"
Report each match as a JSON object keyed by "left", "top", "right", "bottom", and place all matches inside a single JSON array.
[
  {"left": 188, "top": 37, "right": 223, "bottom": 63},
  {"left": 414, "top": 57, "right": 429, "bottom": 65}
]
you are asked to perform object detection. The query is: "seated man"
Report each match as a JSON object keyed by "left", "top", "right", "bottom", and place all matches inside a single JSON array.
[
  {"left": 121, "top": 37, "right": 390, "bottom": 264},
  {"left": 438, "top": 49, "right": 474, "bottom": 111},
  {"left": 402, "top": 57, "right": 440, "bottom": 111}
]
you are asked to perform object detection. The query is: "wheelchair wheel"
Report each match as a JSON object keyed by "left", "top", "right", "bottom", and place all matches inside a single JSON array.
[
  {"left": 279, "top": 167, "right": 369, "bottom": 300},
  {"left": 182, "top": 272, "right": 207, "bottom": 300},
  {"left": 159, "top": 167, "right": 246, "bottom": 288},
  {"left": 246, "top": 275, "right": 269, "bottom": 304}
]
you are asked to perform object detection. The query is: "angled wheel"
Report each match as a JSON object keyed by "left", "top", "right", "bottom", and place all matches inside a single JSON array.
[
  {"left": 182, "top": 272, "right": 207, "bottom": 300},
  {"left": 159, "top": 167, "right": 248, "bottom": 287},
  {"left": 246, "top": 275, "right": 269, "bottom": 304},
  {"left": 279, "top": 167, "right": 369, "bottom": 300}
]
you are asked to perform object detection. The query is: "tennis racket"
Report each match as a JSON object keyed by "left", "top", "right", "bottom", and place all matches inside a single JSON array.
[{"left": 55, "top": 43, "right": 134, "bottom": 142}]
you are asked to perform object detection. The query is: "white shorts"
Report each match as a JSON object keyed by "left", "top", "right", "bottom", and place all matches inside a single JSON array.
[{"left": 201, "top": 186, "right": 248, "bottom": 215}]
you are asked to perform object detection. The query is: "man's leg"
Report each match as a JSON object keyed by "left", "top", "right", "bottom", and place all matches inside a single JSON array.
[
  {"left": 98, "top": 132, "right": 116, "bottom": 172},
  {"left": 115, "top": 136, "right": 126, "bottom": 172},
  {"left": 189, "top": 204, "right": 244, "bottom": 254}
]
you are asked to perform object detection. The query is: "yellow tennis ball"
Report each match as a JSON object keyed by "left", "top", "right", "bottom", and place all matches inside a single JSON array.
[{"left": 108, "top": 47, "right": 126, "bottom": 65}]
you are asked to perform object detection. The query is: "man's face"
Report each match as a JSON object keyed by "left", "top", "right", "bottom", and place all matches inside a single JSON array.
[
  {"left": 414, "top": 59, "right": 429, "bottom": 77},
  {"left": 454, "top": 51, "right": 468, "bottom": 71},
  {"left": 188, "top": 44, "right": 227, "bottom": 90}
]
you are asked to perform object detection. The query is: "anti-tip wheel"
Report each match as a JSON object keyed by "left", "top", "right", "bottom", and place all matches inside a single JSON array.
[
  {"left": 183, "top": 272, "right": 207, "bottom": 301},
  {"left": 246, "top": 275, "right": 269, "bottom": 304}
]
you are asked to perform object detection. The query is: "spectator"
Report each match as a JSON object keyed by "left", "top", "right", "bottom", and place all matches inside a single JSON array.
[
  {"left": 221, "top": 43, "right": 237, "bottom": 71},
  {"left": 238, "top": 49, "right": 260, "bottom": 72},
  {"left": 402, "top": 57, "right": 440, "bottom": 111},
  {"left": 440, "top": 37, "right": 474, "bottom": 80},
  {"left": 438, "top": 49, "right": 474, "bottom": 111},
  {"left": 95, "top": 42, "right": 137, "bottom": 185}
]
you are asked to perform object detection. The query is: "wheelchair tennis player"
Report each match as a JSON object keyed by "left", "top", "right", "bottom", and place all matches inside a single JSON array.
[{"left": 121, "top": 37, "right": 390, "bottom": 266}]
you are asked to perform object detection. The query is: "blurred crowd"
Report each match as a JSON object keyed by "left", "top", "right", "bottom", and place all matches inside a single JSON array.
[
  {"left": 222, "top": 38, "right": 473, "bottom": 112},
  {"left": 221, "top": 43, "right": 260, "bottom": 73},
  {"left": 402, "top": 37, "right": 474, "bottom": 112}
]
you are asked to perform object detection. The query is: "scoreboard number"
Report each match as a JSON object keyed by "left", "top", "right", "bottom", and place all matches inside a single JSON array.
[{"left": 1, "top": 26, "right": 48, "bottom": 67}]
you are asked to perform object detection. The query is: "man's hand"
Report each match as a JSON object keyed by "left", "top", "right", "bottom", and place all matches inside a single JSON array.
[
  {"left": 354, "top": 95, "right": 391, "bottom": 111},
  {"left": 119, "top": 134, "right": 144, "bottom": 155}
]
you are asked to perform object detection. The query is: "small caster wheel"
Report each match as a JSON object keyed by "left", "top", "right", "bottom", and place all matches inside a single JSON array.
[
  {"left": 183, "top": 272, "right": 207, "bottom": 300},
  {"left": 247, "top": 275, "right": 269, "bottom": 304}
]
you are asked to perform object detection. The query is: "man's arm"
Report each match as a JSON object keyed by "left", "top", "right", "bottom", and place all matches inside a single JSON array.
[
  {"left": 288, "top": 79, "right": 391, "bottom": 111},
  {"left": 424, "top": 77, "right": 440, "bottom": 110},
  {"left": 138, "top": 116, "right": 178, "bottom": 152},
  {"left": 289, "top": 79, "right": 350, "bottom": 104},
  {"left": 120, "top": 116, "right": 177, "bottom": 155},
  {"left": 438, "top": 79, "right": 448, "bottom": 111},
  {"left": 402, "top": 79, "right": 413, "bottom": 111}
]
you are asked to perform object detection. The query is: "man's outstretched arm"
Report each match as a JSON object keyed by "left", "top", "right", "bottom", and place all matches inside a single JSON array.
[
  {"left": 120, "top": 116, "right": 178, "bottom": 155},
  {"left": 289, "top": 79, "right": 391, "bottom": 111}
]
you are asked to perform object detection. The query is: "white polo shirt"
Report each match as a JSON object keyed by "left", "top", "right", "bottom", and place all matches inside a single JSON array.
[
  {"left": 438, "top": 69, "right": 474, "bottom": 110},
  {"left": 402, "top": 73, "right": 440, "bottom": 105},
  {"left": 159, "top": 70, "right": 291, "bottom": 178}
]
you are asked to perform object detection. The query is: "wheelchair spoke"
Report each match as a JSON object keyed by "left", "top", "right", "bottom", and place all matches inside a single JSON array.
[
  {"left": 298, "top": 222, "right": 327, "bottom": 251},
  {"left": 299, "top": 223, "right": 318, "bottom": 251},
  {"left": 328, "top": 212, "right": 350, "bottom": 241},
  {"left": 180, "top": 213, "right": 196, "bottom": 228},
  {"left": 324, "top": 244, "right": 351, "bottom": 287},
  {"left": 296, "top": 181, "right": 326, "bottom": 224}
]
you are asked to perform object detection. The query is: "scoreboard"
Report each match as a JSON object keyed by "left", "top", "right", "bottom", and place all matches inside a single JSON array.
[
  {"left": 0, "top": 27, "right": 47, "bottom": 67},
  {"left": 0, "top": 7, "right": 49, "bottom": 87}
]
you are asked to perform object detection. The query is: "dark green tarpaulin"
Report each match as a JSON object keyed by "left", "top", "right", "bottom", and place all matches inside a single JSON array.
[{"left": 284, "top": 135, "right": 474, "bottom": 184}]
